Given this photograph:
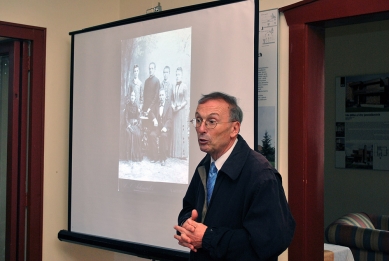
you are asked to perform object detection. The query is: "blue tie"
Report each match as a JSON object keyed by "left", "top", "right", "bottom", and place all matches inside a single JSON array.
[{"left": 207, "top": 162, "right": 218, "bottom": 205}]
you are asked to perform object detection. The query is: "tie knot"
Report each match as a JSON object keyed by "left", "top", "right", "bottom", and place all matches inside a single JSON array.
[{"left": 209, "top": 162, "right": 217, "bottom": 176}]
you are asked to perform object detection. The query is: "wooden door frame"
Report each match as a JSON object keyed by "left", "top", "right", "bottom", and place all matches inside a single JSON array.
[
  {"left": 1, "top": 38, "right": 25, "bottom": 261},
  {"left": 0, "top": 21, "right": 46, "bottom": 261},
  {"left": 280, "top": 1, "right": 389, "bottom": 260}
]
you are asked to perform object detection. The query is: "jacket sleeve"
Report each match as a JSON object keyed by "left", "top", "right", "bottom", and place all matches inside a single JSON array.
[
  {"left": 163, "top": 105, "right": 173, "bottom": 130},
  {"left": 178, "top": 170, "right": 201, "bottom": 229},
  {"left": 201, "top": 172, "right": 295, "bottom": 260},
  {"left": 149, "top": 80, "right": 160, "bottom": 110}
]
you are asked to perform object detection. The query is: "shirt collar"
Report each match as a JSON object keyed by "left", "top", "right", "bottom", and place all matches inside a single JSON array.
[{"left": 211, "top": 138, "right": 238, "bottom": 171}]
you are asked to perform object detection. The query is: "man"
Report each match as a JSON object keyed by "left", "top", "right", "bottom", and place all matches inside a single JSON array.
[
  {"left": 174, "top": 92, "right": 295, "bottom": 261},
  {"left": 142, "top": 62, "right": 160, "bottom": 116},
  {"left": 149, "top": 88, "right": 172, "bottom": 166},
  {"left": 160, "top": 66, "right": 173, "bottom": 105}
]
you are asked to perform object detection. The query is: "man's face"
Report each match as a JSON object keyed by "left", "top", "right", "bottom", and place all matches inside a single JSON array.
[
  {"left": 130, "top": 92, "right": 135, "bottom": 103},
  {"left": 194, "top": 99, "right": 239, "bottom": 160},
  {"left": 149, "top": 64, "right": 155, "bottom": 76},
  {"left": 176, "top": 70, "right": 182, "bottom": 82},
  {"left": 159, "top": 90, "right": 166, "bottom": 104},
  {"left": 163, "top": 68, "right": 169, "bottom": 81},
  {"left": 133, "top": 67, "right": 139, "bottom": 78}
]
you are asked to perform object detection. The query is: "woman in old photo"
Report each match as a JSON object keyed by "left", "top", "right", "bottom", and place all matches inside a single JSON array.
[
  {"left": 130, "top": 64, "right": 143, "bottom": 110},
  {"left": 171, "top": 67, "right": 189, "bottom": 159},
  {"left": 125, "top": 90, "right": 143, "bottom": 162}
]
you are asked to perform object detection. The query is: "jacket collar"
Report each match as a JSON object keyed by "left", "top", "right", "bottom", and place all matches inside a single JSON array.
[{"left": 202, "top": 135, "right": 250, "bottom": 181}]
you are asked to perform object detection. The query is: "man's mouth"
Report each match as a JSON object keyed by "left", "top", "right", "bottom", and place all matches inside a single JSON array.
[{"left": 198, "top": 138, "right": 208, "bottom": 145}]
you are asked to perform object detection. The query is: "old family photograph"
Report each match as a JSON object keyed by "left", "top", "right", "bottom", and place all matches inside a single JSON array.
[{"left": 118, "top": 28, "right": 192, "bottom": 184}]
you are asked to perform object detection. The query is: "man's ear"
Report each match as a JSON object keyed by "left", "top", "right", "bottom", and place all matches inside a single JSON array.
[{"left": 230, "top": 121, "right": 241, "bottom": 137}]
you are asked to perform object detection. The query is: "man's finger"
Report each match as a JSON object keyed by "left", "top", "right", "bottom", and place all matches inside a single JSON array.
[
  {"left": 174, "top": 225, "right": 187, "bottom": 234},
  {"left": 174, "top": 234, "right": 196, "bottom": 252},
  {"left": 185, "top": 218, "right": 199, "bottom": 230},
  {"left": 182, "top": 220, "right": 196, "bottom": 232},
  {"left": 180, "top": 231, "right": 192, "bottom": 243},
  {"left": 191, "top": 209, "right": 198, "bottom": 221}
]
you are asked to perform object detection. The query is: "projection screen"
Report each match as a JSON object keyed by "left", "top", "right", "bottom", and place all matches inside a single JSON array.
[{"left": 59, "top": 0, "right": 258, "bottom": 260}]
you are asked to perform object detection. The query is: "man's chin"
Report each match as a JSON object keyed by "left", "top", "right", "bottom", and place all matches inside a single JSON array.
[{"left": 198, "top": 144, "right": 209, "bottom": 153}]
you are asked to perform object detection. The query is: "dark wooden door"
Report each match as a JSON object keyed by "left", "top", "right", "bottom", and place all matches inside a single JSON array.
[{"left": 0, "top": 21, "right": 45, "bottom": 261}]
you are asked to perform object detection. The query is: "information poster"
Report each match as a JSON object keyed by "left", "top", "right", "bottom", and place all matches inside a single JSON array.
[
  {"left": 335, "top": 74, "right": 389, "bottom": 170},
  {"left": 258, "top": 9, "right": 278, "bottom": 166}
]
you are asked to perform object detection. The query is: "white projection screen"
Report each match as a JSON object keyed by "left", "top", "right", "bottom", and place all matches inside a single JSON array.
[{"left": 59, "top": 0, "right": 259, "bottom": 260}]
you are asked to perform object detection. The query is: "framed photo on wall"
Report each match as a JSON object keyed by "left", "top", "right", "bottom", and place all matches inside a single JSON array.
[{"left": 335, "top": 73, "right": 389, "bottom": 170}]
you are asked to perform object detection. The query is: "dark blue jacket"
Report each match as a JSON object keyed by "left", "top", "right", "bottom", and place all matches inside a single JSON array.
[{"left": 178, "top": 135, "right": 295, "bottom": 260}]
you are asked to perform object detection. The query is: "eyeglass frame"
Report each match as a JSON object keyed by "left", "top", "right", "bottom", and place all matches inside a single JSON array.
[{"left": 189, "top": 117, "right": 235, "bottom": 129}]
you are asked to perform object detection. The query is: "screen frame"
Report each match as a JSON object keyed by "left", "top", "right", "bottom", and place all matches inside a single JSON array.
[{"left": 59, "top": 0, "right": 259, "bottom": 259}]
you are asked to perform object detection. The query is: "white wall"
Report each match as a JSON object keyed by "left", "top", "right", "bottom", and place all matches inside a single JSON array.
[
  {"left": 0, "top": 0, "right": 299, "bottom": 260},
  {"left": 0, "top": 0, "right": 121, "bottom": 260},
  {"left": 120, "top": 0, "right": 212, "bottom": 18}
]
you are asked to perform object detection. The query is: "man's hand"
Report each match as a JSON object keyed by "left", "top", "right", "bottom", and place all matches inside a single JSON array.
[{"left": 174, "top": 210, "right": 207, "bottom": 252}]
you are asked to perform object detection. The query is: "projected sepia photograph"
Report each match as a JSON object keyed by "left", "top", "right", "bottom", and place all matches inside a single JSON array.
[{"left": 118, "top": 28, "right": 191, "bottom": 184}]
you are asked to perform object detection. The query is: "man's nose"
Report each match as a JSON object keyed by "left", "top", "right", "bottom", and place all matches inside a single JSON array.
[{"left": 197, "top": 121, "right": 207, "bottom": 132}]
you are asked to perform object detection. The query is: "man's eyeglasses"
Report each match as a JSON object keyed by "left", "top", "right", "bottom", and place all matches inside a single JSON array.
[{"left": 190, "top": 118, "right": 234, "bottom": 129}]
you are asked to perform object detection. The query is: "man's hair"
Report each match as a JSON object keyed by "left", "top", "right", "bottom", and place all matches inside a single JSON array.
[
  {"left": 164, "top": 66, "right": 170, "bottom": 72},
  {"left": 198, "top": 92, "right": 243, "bottom": 123},
  {"left": 150, "top": 62, "right": 156, "bottom": 68},
  {"left": 133, "top": 64, "right": 139, "bottom": 70},
  {"left": 176, "top": 67, "right": 183, "bottom": 73}
]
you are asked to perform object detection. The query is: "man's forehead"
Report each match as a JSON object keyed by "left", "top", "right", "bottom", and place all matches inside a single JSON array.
[{"left": 195, "top": 99, "right": 229, "bottom": 116}]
